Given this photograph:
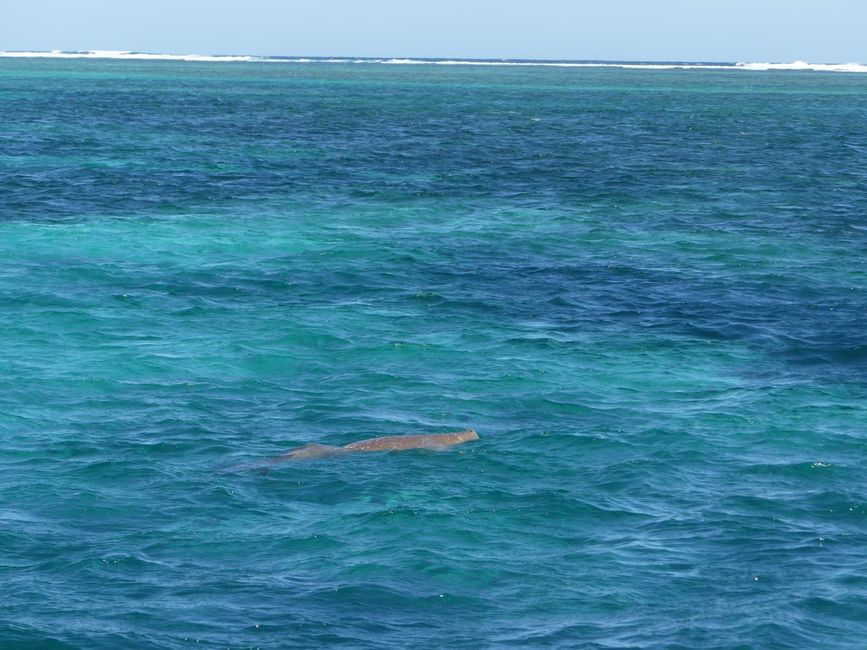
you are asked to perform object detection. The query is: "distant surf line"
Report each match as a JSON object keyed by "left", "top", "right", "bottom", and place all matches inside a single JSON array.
[{"left": 1, "top": 50, "right": 866, "bottom": 73}]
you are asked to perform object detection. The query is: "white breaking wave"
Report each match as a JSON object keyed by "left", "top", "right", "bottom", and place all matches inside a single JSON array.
[
  {"left": 380, "top": 59, "right": 727, "bottom": 70},
  {"left": 0, "top": 50, "right": 259, "bottom": 62},
  {"left": 735, "top": 60, "right": 867, "bottom": 73},
  {"left": 378, "top": 58, "right": 867, "bottom": 72},
  {"left": 1, "top": 51, "right": 866, "bottom": 72}
]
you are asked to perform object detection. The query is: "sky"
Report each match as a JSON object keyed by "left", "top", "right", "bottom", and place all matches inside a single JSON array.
[{"left": 3, "top": 0, "right": 867, "bottom": 63}]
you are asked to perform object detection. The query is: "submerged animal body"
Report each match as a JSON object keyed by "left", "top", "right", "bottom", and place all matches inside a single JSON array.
[{"left": 273, "top": 429, "right": 479, "bottom": 463}]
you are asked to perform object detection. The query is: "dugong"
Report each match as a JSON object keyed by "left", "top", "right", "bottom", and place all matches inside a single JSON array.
[{"left": 271, "top": 429, "right": 479, "bottom": 463}]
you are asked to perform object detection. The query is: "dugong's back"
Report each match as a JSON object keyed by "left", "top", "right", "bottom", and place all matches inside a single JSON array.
[
  {"left": 343, "top": 429, "right": 479, "bottom": 452},
  {"left": 265, "top": 430, "right": 479, "bottom": 467}
]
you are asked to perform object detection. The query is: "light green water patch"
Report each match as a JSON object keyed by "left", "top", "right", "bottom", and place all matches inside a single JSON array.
[{"left": 0, "top": 213, "right": 323, "bottom": 266}]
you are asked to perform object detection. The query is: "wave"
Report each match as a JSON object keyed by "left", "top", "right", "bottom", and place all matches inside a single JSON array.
[
  {"left": 380, "top": 59, "right": 745, "bottom": 70},
  {"left": 1, "top": 51, "right": 866, "bottom": 72},
  {"left": 381, "top": 58, "right": 709, "bottom": 69},
  {"left": 0, "top": 50, "right": 259, "bottom": 62},
  {"left": 391, "top": 59, "right": 867, "bottom": 73},
  {"left": 734, "top": 60, "right": 867, "bottom": 73}
]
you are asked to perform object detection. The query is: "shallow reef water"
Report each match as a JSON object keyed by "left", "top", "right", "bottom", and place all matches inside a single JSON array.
[{"left": 1, "top": 58, "right": 866, "bottom": 648}]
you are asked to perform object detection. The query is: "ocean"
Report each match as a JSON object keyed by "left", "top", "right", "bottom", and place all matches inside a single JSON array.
[{"left": 1, "top": 55, "right": 866, "bottom": 648}]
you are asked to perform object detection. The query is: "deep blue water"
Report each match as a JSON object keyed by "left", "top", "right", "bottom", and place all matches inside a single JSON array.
[{"left": 1, "top": 58, "right": 866, "bottom": 648}]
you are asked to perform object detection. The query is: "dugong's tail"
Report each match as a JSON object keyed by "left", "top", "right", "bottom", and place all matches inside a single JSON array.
[
  {"left": 274, "top": 443, "right": 351, "bottom": 461},
  {"left": 219, "top": 444, "right": 349, "bottom": 474}
]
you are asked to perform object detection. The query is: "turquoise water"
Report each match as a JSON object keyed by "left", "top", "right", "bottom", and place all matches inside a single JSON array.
[{"left": 1, "top": 58, "right": 866, "bottom": 648}]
